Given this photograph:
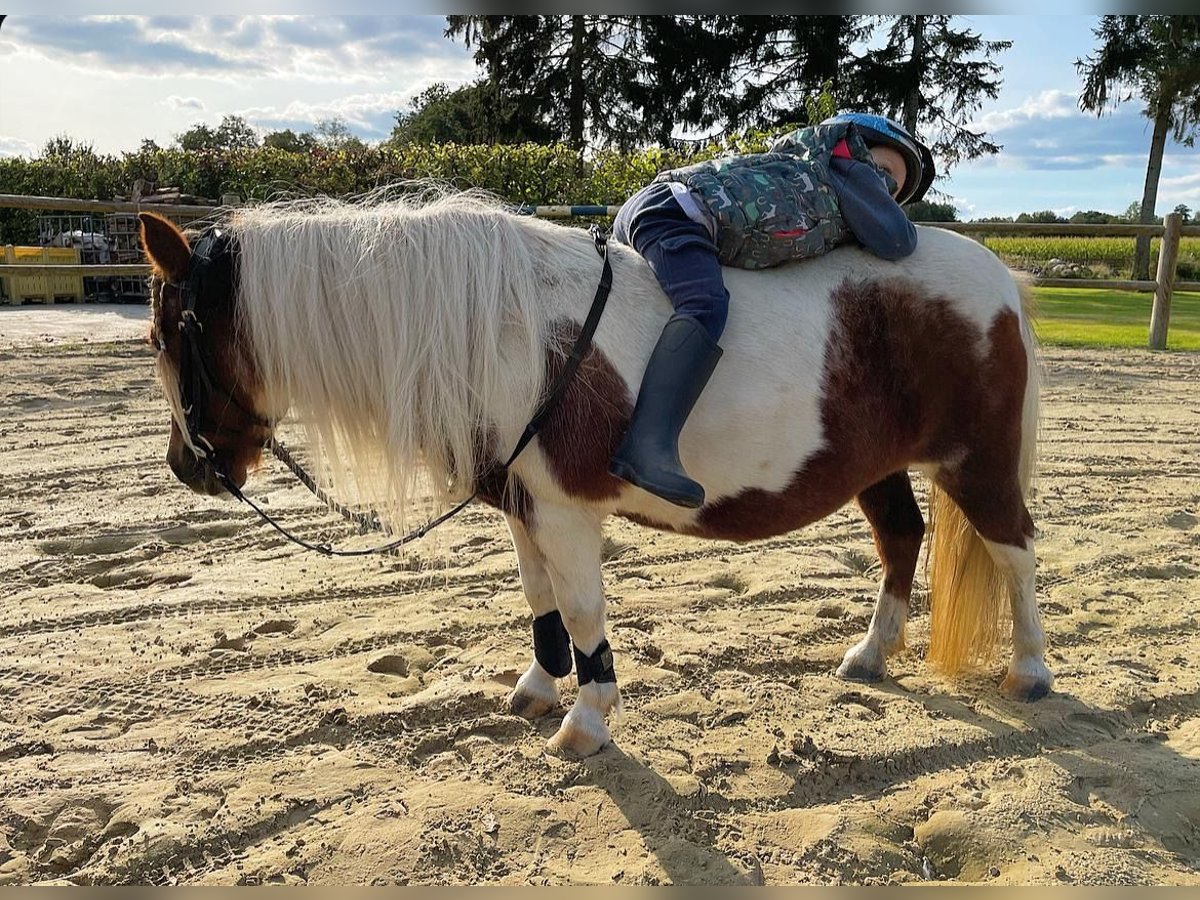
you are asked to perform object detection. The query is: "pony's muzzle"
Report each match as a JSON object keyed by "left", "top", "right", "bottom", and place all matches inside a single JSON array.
[{"left": 168, "top": 446, "right": 229, "bottom": 497}]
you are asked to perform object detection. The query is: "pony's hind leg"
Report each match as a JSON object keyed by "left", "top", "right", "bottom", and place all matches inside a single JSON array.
[
  {"left": 529, "top": 502, "right": 619, "bottom": 757},
  {"left": 505, "top": 514, "right": 567, "bottom": 719},
  {"left": 984, "top": 536, "right": 1052, "bottom": 701},
  {"left": 838, "top": 472, "right": 925, "bottom": 683},
  {"left": 933, "top": 467, "right": 1052, "bottom": 701}
]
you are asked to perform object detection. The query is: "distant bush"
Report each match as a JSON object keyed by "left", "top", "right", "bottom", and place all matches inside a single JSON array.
[
  {"left": 0, "top": 130, "right": 792, "bottom": 244},
  {"left": 906, "top": 200, "right": 959, "bottom": 222}
]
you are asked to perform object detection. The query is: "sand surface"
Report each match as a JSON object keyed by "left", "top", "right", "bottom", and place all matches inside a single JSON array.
[
  {"left": 0, "top": 305, "right": 148, "bottom": 349},
  {"left": 1, "top": 333, "right": 1198, "bottom": 886}
]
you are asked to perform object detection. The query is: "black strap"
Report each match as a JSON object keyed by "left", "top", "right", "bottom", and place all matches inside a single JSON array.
[
  {"left": 173, "top": 228, "right": 271, "bottom": 457},
  {"left": 573, "top": 639, "right": 616, "bottom": 686},
  {"left": 216, "top": 225, "right": 614, "bottom": 557},
  {"left": 502, "top": 225, "right": 612, "bottom": 467},
  {"left": 532, "top": 610, "right": 573, "bottom": 678},
  {"left": 215, "top": 469, "right": 479, "bottom": 557}
]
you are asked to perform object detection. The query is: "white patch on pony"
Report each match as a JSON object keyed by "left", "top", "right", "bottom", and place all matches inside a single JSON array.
[
  {"left": 577, "top": 226, "right": 1022, "bottom": 517},
  {"left": 583, "top": 241, "right": 836, "bottom": 507},
  {"left": 981, "top": 537, "right": 1046, "bottom": 666}
]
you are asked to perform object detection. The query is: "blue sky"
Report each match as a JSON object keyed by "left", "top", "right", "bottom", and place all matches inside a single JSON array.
[{"left": 1, "top": 14, "right": 1196, "bottom": 220}]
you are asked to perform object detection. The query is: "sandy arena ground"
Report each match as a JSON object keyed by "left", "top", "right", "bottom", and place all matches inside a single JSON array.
[{"left": 1, "top": 311, "right": 1198, "bottom": 885}]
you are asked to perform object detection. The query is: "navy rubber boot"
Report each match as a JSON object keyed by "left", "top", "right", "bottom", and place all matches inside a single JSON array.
[{"left": 610, "top": 315, "right": 722, "bottom": 508}]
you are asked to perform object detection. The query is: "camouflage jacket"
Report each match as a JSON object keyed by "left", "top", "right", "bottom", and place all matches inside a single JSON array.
[{"left": 653, "top": 121, "right": 894, "bottom": 269}]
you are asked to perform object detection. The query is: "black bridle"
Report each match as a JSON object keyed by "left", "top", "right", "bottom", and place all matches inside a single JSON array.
[
  {"left": 167, "top": 229, "right": 272, "bottom": 462},
  {"left": 162, "top": 224, "right": 614, "bottom": 557}
]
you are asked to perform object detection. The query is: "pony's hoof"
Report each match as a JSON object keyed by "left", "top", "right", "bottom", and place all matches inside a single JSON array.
[
  {"left": 509, "top": 686, "right": 558, "bottom": 720},
  {"left": 509, "top": 665, "right": 560, "bottom": 719},
  {"left": 836, "top": 659, "right": 886, "bottom": 683},
  {"left": 546, "top": 707, "right": 610, "bottom": 758},
  {"left": 1001, "top": 661, "right": 1053, "bottom": 701},
  {"left": 837, "top": 643, "right": 886, "bottom": 683}
]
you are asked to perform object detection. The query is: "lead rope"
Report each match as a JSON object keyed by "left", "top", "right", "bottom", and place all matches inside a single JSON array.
[
  {"left": 217, "top": 225, "right": 614, "bottom": 558},
  {"left": 267, "top": 437, "right": 382, "bottom": 535}
]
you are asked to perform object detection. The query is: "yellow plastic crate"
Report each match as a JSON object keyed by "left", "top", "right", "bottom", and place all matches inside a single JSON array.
[{"left": 2, "top": 245, "right": 84, "bottom": 304}]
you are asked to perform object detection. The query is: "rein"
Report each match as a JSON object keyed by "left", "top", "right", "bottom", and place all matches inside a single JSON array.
[{"left": 174, "top": 225, "right": 614, "bottom": 557}]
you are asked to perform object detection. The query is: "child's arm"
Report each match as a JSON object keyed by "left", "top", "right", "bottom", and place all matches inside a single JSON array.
[{"left": 829, "top": 157, "right": 918, "bottom": 261}]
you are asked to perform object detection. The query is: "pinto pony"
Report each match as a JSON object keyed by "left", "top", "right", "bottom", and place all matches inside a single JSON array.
[{"left": 140, "top": 192, "right": 1050, "bottom": 757}]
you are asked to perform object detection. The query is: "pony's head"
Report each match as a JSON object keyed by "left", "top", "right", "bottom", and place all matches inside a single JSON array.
[{"left": 140, "top": 212, "right": 271, "bottom": 496}]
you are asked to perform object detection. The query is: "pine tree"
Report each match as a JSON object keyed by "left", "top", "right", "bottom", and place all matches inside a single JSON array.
[
  {"left": 446, "top": 16, "right": 644, "bottom": 154},
  {"left": 719, "top": 16, "right": 871, "bottom": 129},
  {"left": 845, "top": 16, "right": 1011, "bottom": 167},
  {"left": 1078, "top": 15, "right": 1200, "bottom": 279},
  {"left": 442, "top": 14, "right": 1011, "bottom": 179}
]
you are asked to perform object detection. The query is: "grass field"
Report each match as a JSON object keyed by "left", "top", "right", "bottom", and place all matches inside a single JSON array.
[
  {"left": 1030, "top": 286, "right": 1200, "bottom": 351},
  {"left": 984, "top": 235, "right": 1200, "bottom": 281},
  {"left": 968, "top": 233, "right": 1200, "bottom": 348}
]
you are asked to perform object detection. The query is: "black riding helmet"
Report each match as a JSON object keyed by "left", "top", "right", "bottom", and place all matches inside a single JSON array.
[{"left": 821, "top": 113, "right": 936, "bottom": 205}]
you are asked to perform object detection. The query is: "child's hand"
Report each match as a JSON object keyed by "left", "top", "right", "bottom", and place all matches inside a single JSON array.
[{"left": 868, "top": 146, "right": 908, "bottom": 200}]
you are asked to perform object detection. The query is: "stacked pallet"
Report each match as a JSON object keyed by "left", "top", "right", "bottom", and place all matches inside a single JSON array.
[{"left": 1, "top": 245, "right": 84, "bottom": 304}]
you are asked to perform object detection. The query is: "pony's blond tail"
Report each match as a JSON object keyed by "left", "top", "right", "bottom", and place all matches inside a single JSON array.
[{"left": 927, "top": 280, "right": 1039, "bottom": 673}]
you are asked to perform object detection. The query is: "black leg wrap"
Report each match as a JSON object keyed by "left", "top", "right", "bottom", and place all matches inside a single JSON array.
[
  {"left": 532, "top": 610, "right": 572, "bottom": 678},
  {"left": 574, "top": 639, "right": 616, "bottom": 687}
]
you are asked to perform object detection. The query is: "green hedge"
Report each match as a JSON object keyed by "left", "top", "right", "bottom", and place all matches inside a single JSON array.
[{"left": 0, "top": 133, "right": 787, "bottom": 244}]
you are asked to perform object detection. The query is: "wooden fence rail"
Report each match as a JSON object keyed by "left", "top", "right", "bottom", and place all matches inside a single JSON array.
[
  {"left": 0, "top": 193, "right": 221, "bottom": 219},
  {"left": 0, "top": 264, "right": 150, "bottom": 277},
  {"left": 0, "top": 195, "right": 1194, "bottom": 348}
]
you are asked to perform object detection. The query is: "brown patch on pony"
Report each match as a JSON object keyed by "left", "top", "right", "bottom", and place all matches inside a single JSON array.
[
  {"left": 930, "top": 308, "right": 1033, "bottom": 545},
  {"left": 694, "top": 279, "right": 1027, "bottom": 543},
  {"left": 536, "top": 320, "right": 633, "bottom": 501}
]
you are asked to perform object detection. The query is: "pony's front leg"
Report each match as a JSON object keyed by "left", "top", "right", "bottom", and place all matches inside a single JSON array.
[
  {"left": 532, "top": 503, "right": 619, "bottom": 757},
  {"left": 505, "top": 513, "right": 568, "bottom": 719},
  {"left": 838, "top": 473, "right": 925, "bottom": 682}
]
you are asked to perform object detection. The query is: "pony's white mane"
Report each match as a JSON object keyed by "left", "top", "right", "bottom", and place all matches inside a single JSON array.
[{"left": 231, "top": 189, "right": 552, "bottom": 528}]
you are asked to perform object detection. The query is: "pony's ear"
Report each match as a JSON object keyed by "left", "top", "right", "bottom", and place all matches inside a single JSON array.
[{"left": 139, "top": 212, "right": 190, "bottom": 282}]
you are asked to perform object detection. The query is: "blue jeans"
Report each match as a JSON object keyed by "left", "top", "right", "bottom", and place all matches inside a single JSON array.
[{"left": 613, "top": 183, "right": 730, "bottom": 342}]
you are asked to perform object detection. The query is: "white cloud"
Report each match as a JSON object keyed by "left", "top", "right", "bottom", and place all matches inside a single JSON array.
[
  {"left": 953, "top": 198, "right": 979, "bottom": 219},
  {"left": 1160, "top": 171, "right": 1200, "bottom": 192},
  {"left": 166, "top": 96, "right": 205, "bottom": 111},
  {"left": 0, "top": 135, "right": 38, "bottom": 158},
  {"left": 3, "top": 16, "right": 468, "bottom": 83},
  {"left": 239, "top": 86, "right": 445, "bottom": 139},
  {"left": 973, "top": 89, "right": 1080, "bottom": 134},
  {"left": 1160, "top": 170, "right": 1200, "bottom": 206},
  {"left": 965, "top": 88, "right": 1163, "bottom": 173}
]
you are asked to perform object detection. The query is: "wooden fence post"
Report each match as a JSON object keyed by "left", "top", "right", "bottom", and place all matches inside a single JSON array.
[{"left": 1149, "top": 212, "right": 1183, "bottom": 350}]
